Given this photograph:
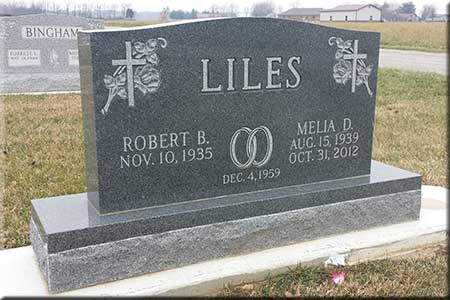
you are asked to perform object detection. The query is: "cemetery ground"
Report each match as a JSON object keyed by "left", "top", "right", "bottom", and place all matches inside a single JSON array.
[
  {"left": 1, "top": 68, "right": 447, "bottom": 295},
  {"left": 106, "top": 21, "right": 447, "bottom": 53},
  {"left": 220, "top": 243, "right": 447, "bottom": 297}
]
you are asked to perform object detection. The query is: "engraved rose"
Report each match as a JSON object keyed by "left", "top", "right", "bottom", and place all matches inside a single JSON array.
[
  {"left": 333, "top": 60, "right": 352, "bottom": 85},
  {"left": 134, "top": 64, "right": 161, "bottom": 95}
]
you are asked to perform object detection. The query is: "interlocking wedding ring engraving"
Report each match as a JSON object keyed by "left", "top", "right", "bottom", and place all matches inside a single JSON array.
[{"left": 230, "top": 126, "right": 273, "bottom": 169}]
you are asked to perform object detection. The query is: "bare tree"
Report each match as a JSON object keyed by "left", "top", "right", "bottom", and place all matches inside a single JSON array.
[
  {"left": 63, "top": 1, "right": 70, "bottom": 15},
  {"left": 95, "top": 3, "right": 102, "bottom": 18},
  {"left": 381, "top": 1, "right": 397, "bottom": 21},
  {"left": 275, "top": 4, "right": 284, "bottom": 15},
  {"left": 111, "top": 3, "right": 118, "bottom": 19},
  {"left": 51, "top": 1, "right": 58, "bottom": 14},
  {"left": 224, "top": 4, "right": 238, "bottom": 17},
  {"left": 421, "top": 4, "right": 436, "bottom": 20},
  {"left": 242, "top": 6, "right": 250, "bottom": 17},
  {"left": 160, "top": 7, "right": 170, "bottom": 20},
  {"left": 121, "top": 3, "right": 131, "bottom": 19},
  {"left": 209, "top": 4, "right": 239, "bottom": 17},
  {"left": 398, "top": 1, "right": 416, "bottom": 14},
  {"left": 209, "top": 4, "right": 219, "bottom": 15},
  {"left": 0, "top": 0, "right": 129, "bottom": 20},
  {"left": 251, "top": 1, "right": 275, "bottom": 17},
  {"left": 0, "top": 0, "right": 45, "bottom": 15},
  {"left": 289, "top": 0, "right": 302, "bottom": 8}
]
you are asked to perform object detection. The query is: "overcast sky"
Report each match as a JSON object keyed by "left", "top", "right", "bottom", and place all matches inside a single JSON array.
[{"left": 22, "top": 0, "right": 449, "bottom": 14}]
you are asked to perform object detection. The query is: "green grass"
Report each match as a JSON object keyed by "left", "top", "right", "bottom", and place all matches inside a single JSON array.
[
  {"left": 105, "top": 20, "right": 447, "bottom": 52},
  {"left": 1, "top": 69, "right": 447, "bottom": 249},
  {"left": 321, "top": 22, "right": 447, "bottom": 52},
  {"left": 3, "top": 94, "right": 85, "bottom": 248},
  {"left": 221, "top": 245, "right": 447, "bottom": 297},
  {"left": 373, "top": 69, "right": 447, "bottom": 187}
]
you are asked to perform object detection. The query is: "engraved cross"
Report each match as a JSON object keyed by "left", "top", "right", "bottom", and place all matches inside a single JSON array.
[
  {"left": 343, "top": 40, "right": 367, "bottom": 93},
  {"left": 112, "top": 41, "right": 146, "bottom": 107}
]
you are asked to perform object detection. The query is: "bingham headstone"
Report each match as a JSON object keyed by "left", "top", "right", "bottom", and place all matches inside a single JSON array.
[
  {"left": 30, "top": 18, "right": 421, "bottom": 292},
  {"left": 0, "top": 14, "right": 103, "bottom": 93}
]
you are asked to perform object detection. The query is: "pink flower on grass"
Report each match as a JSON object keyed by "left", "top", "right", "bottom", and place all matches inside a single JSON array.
[{"left": 331, "top": 272, "right": 345, "bottom": 285}]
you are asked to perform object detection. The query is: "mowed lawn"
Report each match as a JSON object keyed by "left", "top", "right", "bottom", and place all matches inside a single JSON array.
[
  {"left": 106, "top": 20, "right": 447, "bottom": 53},
  {"left": 2, "top": 69, "right": 448, "bottom": 249}
]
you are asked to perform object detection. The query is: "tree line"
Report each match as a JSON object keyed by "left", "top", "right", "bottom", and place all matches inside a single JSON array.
[
  {"left": 381, "top": 1, "right": 439, "bottom": 20},
  {"left": 0, "top": 1, "right": 134, "bottom": 19},
  {"left": 0, "top": 0, "right": 441, "bottom": 21}
]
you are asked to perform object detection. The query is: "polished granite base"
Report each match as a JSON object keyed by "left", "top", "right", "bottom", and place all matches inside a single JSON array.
[{"left": 30, "top": 161, "right": 421, "bottom": 292}]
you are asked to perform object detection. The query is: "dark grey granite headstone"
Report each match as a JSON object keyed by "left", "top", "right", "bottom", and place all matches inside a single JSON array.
[
  {"left": 30, "top": 18, "right": 421, "bottom": 293},
  {"left": 0, "top": 14, "right": 103, "bottom": 93},
  {"left": 79, "top": 18, "right": 380, "bottom": 214}
]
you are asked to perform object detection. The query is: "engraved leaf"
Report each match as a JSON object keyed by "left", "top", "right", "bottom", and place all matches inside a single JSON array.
[
  {"left": 104, "top": 74, "right": 115, "bottom": 88},
  {"left": 145, "top": 39, "right": 158, "bottom": 52},
  {"left": 344, "top": 40, "right": 352, "bottom": 49},
  {"left": 335, "top": 49, "right": 344, "bottom": 60},
  {"left": 335, "top": 38, "right": 352, "bottom": 50},
  {"left": 116, "top": 71, "right": 126, "bottom": 86},
  {"left": 355, "top": 75, "right": 364, "bottom": 86},
  {"left": 135, "top": 53, "right": 145, "bottom": 59},
  {"left": 355, "top": 63, "right": 372, "bottom": 86},
  {"left": 147, "top": 53, "right": 159, "bottom": 66},
  {"left": 333, "top": 60, "right": 352, "bottom": 85},
  {"left": 133, "top": 41, "right": 146, "bottom": 54},
  {"left": 356, "top": 63, "right": 372, "bottom": 77},
  {"left": 335, "top": 37, "right": 344, "bottom": 48},
  {"left": 117, "top": 87, "right": 127, "bottom": 99}
]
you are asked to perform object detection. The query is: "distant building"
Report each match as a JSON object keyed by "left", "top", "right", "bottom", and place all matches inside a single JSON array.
[
  {"left": 397, "top": 13, "right": 420, "bottom": 22},
  {"left": 320, "top": 4, "right": 381, "bottom": 22},
  {"left": 278, "top": 8, "right": 322, "bottom": 22}
]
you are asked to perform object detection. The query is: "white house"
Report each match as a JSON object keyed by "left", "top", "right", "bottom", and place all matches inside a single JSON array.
[{"left": 320, "top": 4, "right": 381, "bottom": 22}]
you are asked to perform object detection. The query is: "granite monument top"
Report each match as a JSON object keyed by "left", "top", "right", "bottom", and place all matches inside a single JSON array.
[{"left": 79, "top": 18, "right": 380, "bottom": 214}]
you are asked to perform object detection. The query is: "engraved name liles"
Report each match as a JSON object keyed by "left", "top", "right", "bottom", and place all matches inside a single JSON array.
[{"left": 201, "top": 56, "right": 302, "bottom": 93}]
